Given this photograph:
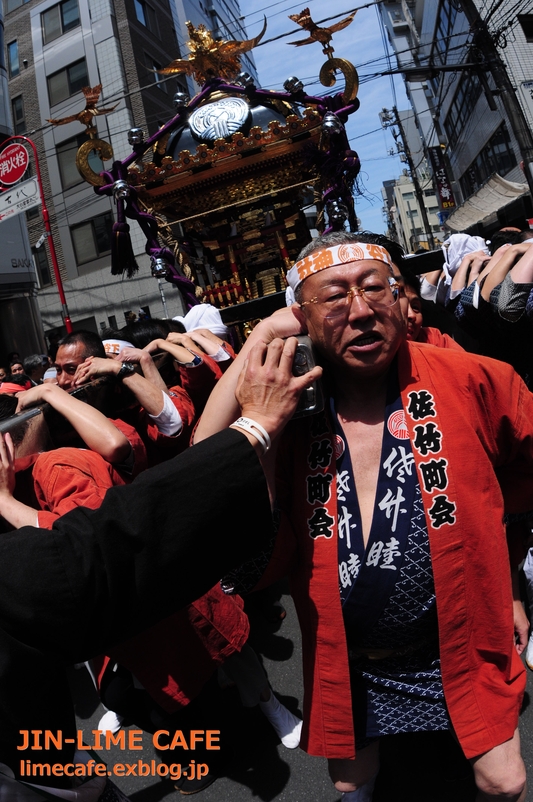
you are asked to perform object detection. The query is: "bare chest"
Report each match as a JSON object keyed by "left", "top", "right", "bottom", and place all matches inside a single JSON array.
[{"left": 340, "top": 418, "right": 384, "bottom": 547}]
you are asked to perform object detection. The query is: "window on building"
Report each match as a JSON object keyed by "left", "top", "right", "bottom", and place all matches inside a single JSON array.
[
  {"left": 71, "top": 212, "right": 113, "bottom": 264},
  {"left": 402, "top": 191, "right": 414, "bottom": 199},
  {"left": 518, "top": 15, "right": 533, "bottom": 42},
  {"left": 444, "top": 71, "right": 482, "bottom": 149},
  {"left": 7, "top": 41, "right": 19, "bottom": 77},
  {"left": 459, "top": 124, "right": 517, "bottom": 198},
  {"left": 11, "top": 95, "right": 25, "bottom": 134},
  {"left": 134, "top": 0, "right": 157, "bottom": 32},
  {"left": 47, "top": 58, "right": 88, "bottom": 106},
  {"left": 26, "top": 206, "right": 40, "bottom": 220},
  {"left": 6, "top": 0, "right": 30, "bottom": 14},
  {"left": 42, "top": 0, "right": 80, "bottom": 45},
  {"left": 147, "top": 55, "right": 166, "bottom": 91},
  {"left": 57, "top": 133, "right": 103, "bottom": 190},
  {"left": 433, "top": 1, "right": 459, "bottom": 65},
  {"left": 33, "top": 247, "right": 51, "bottom": 287}
]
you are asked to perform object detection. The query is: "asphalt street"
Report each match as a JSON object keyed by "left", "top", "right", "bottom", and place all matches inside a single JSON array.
[{"left": 71, "top": 587, "right": 533, "bottom": 802}]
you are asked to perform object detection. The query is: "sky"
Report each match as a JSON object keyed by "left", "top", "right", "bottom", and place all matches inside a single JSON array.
[{"left": 238, "top": 0, "right": 410, "bottom": 233}]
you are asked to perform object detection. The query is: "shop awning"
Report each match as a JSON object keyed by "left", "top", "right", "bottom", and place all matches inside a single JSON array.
[{"left": 445, "top": 173, "right": 529, "bottom": 232}]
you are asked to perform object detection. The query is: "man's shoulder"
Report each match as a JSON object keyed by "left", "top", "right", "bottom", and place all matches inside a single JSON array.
[
  {"left": 405, "top": 340, "right": 527, "bottom": 412},
  {"left": 418, "top": 327, "right": 464, "bottom": 351},
  {"left": 34, "top": 447, "right": 110, "bottom": 475},
  {"left": 407, "top": 339, "right": 516, "bottom": 379}
]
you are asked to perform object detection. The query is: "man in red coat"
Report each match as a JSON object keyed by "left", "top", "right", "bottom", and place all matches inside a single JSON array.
[{"left": 196, "top": 232, "right": 531, "bottom": 802}]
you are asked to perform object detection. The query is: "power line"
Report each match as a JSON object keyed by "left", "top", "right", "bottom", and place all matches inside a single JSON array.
[{"left": 225, "top": 0, "right": 319, "bottom": 34}]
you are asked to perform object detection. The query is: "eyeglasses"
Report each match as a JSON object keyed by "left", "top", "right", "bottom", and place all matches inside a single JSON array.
[{"left": 300, "top": 276, "right": 400, "bottom": 320}]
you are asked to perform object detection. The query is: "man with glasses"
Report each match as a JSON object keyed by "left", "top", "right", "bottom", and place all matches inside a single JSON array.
[{"left": 196, "top": 232, "right": 532, "bottom": 801}]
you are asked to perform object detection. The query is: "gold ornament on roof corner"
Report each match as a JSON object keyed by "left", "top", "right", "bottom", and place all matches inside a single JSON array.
[
  {"left": 47, "top": 84, "right": 118, "bottom": 135},
  {"left": 157, "top": 17, "right": 267, "bottom": 84},
  {"left": 288, "top": 9, "right": 359, "bottom": 103}
]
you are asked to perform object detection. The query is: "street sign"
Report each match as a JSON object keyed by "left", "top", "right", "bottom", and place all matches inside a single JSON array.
[
  {"left": 0, "top": 177, "right": 41, "bottom": 222},
  {"left": 0, "top": 143, "right": 29, "bottom": 186},
  {"left": 428, "top": 146, "right": 456, "bottom": 211}
]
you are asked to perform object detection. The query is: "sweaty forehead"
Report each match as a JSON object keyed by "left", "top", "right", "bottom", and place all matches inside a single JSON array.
[{"left": 55, "top": 343, "right": 86, "bottom": 365}]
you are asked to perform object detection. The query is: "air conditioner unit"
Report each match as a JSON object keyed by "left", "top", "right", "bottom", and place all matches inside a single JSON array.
[{"left": 392, "top": 19, "right": 410, "bottom": 31}]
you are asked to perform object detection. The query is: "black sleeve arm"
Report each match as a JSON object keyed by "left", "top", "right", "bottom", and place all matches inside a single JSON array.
[{"left": 0, "top": 428, "right": 271, "bottom": 661}]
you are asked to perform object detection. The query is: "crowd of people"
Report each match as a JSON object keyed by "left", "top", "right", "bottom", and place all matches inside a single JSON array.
[
  {"left": 0, "top": 305, "right": 308, "bottom": 798},
  {"left": 416, "top": 227, "right": 533, "bottom": 386},
  {"left": 1, "top": 226, "right": 533, "bottom": 802}
]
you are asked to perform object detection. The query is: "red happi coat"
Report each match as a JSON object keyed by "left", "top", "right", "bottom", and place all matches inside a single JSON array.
[
  {"left": 93, "top": 583, "right": 249, "bottom": 713},
  {"left": 417, "top": 326, "right": 464, "bottom": 351},
  {"left": 267, "top": 340, "right": 533, "bottom": 760}
]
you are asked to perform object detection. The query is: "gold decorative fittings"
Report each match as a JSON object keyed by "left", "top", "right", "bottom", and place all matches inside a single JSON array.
[
  {"left": 288, "top": 8, "right": 357, "bottom": 58},
  {"left": 319, "top": 58, "right": 359, "bottom": 103},
  {"left": 130, "top": 110, "right": 321, "bottom": 187},
  {"left": 288, "top": 9, "right": 359, "bottom": 103},
  {"left": 157, "top": 17, "right": 267, "bottom": 84},
  {"left": 46, "top": 83, "right": 117, "bottom": 185},
  {"left": 76, "top": 139, "right": 113, "bottom": 187},
  {"left": 47, "top": 84, "right": 117, "bottom": 134}
]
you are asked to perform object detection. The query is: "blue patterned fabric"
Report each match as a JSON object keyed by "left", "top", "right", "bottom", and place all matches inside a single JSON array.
[
  {"left": 332, "top": 372, "right": 450, "bottom": 746},
  {"left": 349, "top": 486, "right": 450, "bottom": 744}
]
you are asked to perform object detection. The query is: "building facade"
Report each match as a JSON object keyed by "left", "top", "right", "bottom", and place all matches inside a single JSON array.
[
  {"left": 378, "top": 0, "right": 533, "bottom": 235},
  {"left": 3, "top": 0, "right": 256, "bottom": 343},
  {"left": 382, "top": 172, "right": 442, "bottom": 253}
]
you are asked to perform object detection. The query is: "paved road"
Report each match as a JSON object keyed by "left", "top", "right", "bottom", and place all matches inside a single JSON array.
[{"left": 72, "top": 589, "right": 533, "bottom": 801}]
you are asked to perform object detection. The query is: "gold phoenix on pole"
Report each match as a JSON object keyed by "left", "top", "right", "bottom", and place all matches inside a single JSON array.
[
  {"left": 288, "top": 8, "right": 359, "bottom": 102},
  {"left": 46, "top": 84, "right": 117, "bottom": 137}
]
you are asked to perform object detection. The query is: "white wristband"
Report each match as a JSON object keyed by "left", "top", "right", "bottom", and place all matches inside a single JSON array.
[{"left": 230, "top": 416, "right": 272, "bottom": 455}]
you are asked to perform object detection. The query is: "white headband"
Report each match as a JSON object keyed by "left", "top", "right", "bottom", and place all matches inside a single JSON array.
[
  {"left": 287, "top": 242, "right": 394, "bottom": 292},
  {"left": 102, "top": 338, "right": 134, "bottom": 356}
]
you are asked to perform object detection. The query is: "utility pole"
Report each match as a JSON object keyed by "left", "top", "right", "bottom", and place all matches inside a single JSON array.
[
  {"left": 460, "top": 0, "right": 533, "bottom": 200},
  {"left": 406, "top": 199, "right": 418, "bottom": 251},
  {"left": 380, "top": 108, "right": 436, "bottom": 251}
]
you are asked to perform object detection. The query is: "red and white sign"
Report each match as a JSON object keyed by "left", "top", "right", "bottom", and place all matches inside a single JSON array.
[{"left": 0, "top": 143, "right": 29, "bottom": 186}]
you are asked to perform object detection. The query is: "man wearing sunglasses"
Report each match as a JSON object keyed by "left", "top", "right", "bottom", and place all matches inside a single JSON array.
[{"left": 196, "top": 231, "right": 533, "bottom": 801}]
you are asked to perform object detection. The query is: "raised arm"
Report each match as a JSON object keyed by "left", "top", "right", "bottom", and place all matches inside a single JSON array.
[
  {"left": 480, "top": 242, "right": 533, "bottom": 302},
  {"left": 15, "top": 383, "right": 131, "bottom": 465},
  {"left": 194, "top": 307, "right": 306, "bottom": 443},
  {"left": 143, "top": 336, "right": 203, "bottom": 364},
  {"left": 507, "top": 243, "right": 533, "bottom": 284},
  {"left": 73, "top": 356, "right": 167, "bottom": 418},
  {"left": 450, "top": 250, "right": 491, "bottom": 295},
  {"left": 231, "top": 336, "right": 321, "bottom": 503},
  {"left": 119, "top": 347, "right": 169, "bottom": 394}
]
